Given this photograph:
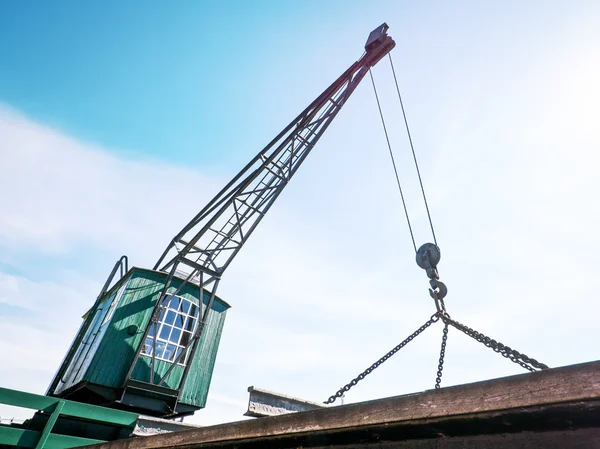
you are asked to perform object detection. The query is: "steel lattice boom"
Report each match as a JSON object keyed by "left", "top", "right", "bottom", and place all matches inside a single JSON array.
[
  {"left": 154, "top": 23, "right": 395, "bottom": 284},
  {"left": 122, "top": 24, "right": 395, "bottom": 405}
]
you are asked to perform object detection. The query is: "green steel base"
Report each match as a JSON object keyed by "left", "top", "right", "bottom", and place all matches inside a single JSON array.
[{"left": 0, "top": 387, "right": 137, "bottom": 449}]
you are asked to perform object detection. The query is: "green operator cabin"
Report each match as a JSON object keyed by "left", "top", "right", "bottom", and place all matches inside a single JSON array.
[{"left": 46, "top": 267, "right": 230, "bottom": 418}]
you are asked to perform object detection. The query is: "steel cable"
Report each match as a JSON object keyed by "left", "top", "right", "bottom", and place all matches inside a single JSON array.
[
  {"left": 388, "top": 54, "right": 438, "bottom": 247},
  {"left": 369, "top": 68, "right": 417, "bottom": 253}
]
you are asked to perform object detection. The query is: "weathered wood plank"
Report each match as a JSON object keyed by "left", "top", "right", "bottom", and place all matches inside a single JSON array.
[
  {"left": 310, "top": 428, "right": 600, "bottom": 449},
  {"left": 82, "top": 360, "right": 600, "bottom": 449}
]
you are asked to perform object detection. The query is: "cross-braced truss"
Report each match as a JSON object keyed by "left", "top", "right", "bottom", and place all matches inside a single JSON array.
[{"left": 122, "top": 24, "right": 395, "bottom": 415}]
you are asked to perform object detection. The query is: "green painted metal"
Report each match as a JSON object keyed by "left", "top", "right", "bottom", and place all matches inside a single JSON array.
[
  {"left": 0, "top": 387, "right": 136, "bottom": 448},
  {"left": 49, "top": 267, "right": 229, "bottom": 410},
  {"left": 0, "top": 426, "right": 103, "bottom": 449},
  {"left": 0, "top": 388, "right": 137, "bottom": 427},
  {"left": 35, "top": 401, "right": 64, "bottom": 449}
]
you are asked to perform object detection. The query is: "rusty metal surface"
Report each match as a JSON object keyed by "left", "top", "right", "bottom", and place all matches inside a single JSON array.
[{"left": 245, "top": 386, "right": 325, "bottom": 418}]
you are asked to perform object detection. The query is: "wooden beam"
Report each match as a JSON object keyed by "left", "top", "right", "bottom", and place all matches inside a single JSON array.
[
  {"left": 81, "top": 360, "right": 600, "bottom": 449},
  {"left": 310, "top": 428, "right": 600, "bottom": 448}
]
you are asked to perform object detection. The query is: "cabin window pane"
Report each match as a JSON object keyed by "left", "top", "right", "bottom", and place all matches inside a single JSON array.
[
  {"left": 174, "top": 313, "right": 185, "bottom": 328},
  {"left": 171, "top": 327, "right": 181, "bottom": 343},
  {"left": 180, "top": 301, "right": 190, "bottom": 314},
  {"left": 101, "top": 293, "right": 119, "bottom": 326},
  {"left": 159, "top": 325, "right": 172, "bottom": 340},
  {"left": 142, "top": 295, "right": 200, "bottom": 365},
  {"left": 166, "top": 311, "right": 176, "bottom": 324},
  {"left": 155, "top": 341, "right": 166, "bottom": 359},
  {"left": 180, "top": 331, "right": 191, "bottom": 347},
  {"left": 185, "top": 317, "right": 195, "bottom": 332},
  {"left": 165, "top": 344, "right": 177, "bottom": 360}
]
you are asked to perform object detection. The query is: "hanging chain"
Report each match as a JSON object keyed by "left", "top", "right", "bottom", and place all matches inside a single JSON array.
[
  {"left": 434, "top": 323, "right": 449, "bottom": 388},
  {"left": 323, "top": 309, "right": 549, "bottom": 404},
  {"left": 441, "top": 314, "right": 549, "bottom": 372},
  {"left": 324, "top": 313, "right": 440, "bottom": 404}
]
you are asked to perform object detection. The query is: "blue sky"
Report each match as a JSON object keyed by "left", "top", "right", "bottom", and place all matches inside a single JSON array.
[
  {"left": 1, "top": 1, "right": 599, "bottom": 425},
  {"left": 2, "top": 1, "right": 590, "bottom": 166},
  {"left": 1, "top": 1, "right": 373, "bottom": 165}
]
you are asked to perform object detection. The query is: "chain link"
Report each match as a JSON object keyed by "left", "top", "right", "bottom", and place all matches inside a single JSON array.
[
  {"left": 323, "top": 307, "right": 549, "bottom": 404},
  {"left": 324, "top": 313, "right": 440, "bottom": 404},
  {"left": 434, "top": 323, "right": 449, "bottom": 389},
  {"left": 441, "top": 314, "right": 549, "bottom": 372}
]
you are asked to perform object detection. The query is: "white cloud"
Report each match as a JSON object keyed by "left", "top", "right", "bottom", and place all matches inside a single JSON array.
[{"left": 0, "top": 106, "right": 221, "bottom": 262}]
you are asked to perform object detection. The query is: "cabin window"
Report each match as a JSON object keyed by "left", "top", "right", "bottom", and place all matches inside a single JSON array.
[
  {"left": 142, "top": 295, "right": 199, "bottom": 365},
  {"left": 101, "top": 292, "right": 119, "bottom": 326}
]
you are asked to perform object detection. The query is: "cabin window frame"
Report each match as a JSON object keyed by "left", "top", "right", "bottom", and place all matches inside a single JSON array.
[{"left": 142, "top": 295, "right": 200, "bottom": 366}]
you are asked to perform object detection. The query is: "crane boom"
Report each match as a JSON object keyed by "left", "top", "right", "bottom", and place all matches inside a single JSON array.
[
  {"left": 122, "top": 24, "right": 395, "bottom": 402},
  {"left": 154, "top": 24, "right": 395, "bottom": 283}
]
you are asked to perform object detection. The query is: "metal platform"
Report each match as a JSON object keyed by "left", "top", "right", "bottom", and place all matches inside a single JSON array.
[{"left": 0, "top": 387, "right": 201, "bottom": 449}]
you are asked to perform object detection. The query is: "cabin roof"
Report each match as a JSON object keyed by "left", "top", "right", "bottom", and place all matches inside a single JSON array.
[{"left": 84, "top": 266, "right": 232, "bottom": 318}]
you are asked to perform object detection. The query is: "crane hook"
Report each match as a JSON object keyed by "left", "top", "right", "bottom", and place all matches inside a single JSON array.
[
  {"left": 417, "top": 243, "right": 448, "bottom": 311},
  {"left": 429, "top": 279, "right": 447, "bottom": 301}
]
